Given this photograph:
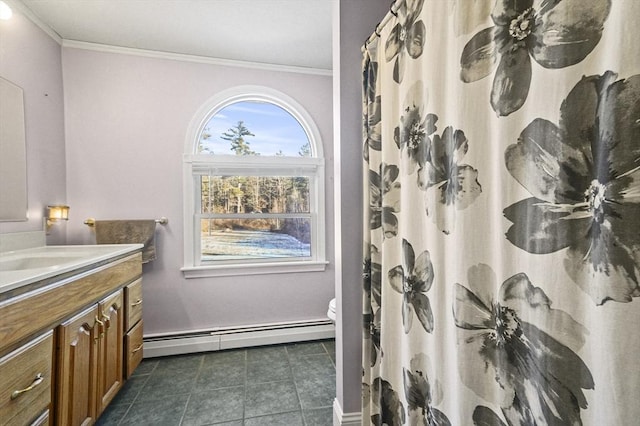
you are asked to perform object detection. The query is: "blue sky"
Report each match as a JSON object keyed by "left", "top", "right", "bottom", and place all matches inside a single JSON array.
[{"left": 200, "top": 101, "right": 310, "bottom": 156}]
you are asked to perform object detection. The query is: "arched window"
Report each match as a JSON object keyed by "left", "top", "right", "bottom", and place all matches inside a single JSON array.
[{"left": 183, "top": 86, "right": 326, "bottom": 277}]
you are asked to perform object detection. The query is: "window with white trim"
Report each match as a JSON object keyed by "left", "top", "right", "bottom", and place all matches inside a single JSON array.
[{"left": 183, "top": 86, "right": 326, "bottom": 277}]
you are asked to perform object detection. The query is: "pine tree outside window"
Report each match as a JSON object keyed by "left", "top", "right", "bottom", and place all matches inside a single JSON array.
[{"left": 183, "top": 87, "right": 327, "bottom": 277}]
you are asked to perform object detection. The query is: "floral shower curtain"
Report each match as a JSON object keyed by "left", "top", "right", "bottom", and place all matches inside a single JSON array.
[{"left": 361, "top": 0, "right": 640, "bottom": 425}]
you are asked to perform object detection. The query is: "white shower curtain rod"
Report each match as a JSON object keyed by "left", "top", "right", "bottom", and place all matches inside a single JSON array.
[{"left": 363, "top": 0, "right": 404, "bottom": 49}]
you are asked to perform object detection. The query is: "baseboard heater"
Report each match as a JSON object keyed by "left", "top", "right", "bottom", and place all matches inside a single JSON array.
[{"left": 142, "top": 318, "right": 335, "bottom": 358}]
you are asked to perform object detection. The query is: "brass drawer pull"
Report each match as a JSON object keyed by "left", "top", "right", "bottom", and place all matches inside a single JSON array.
[
  {"left": 11, "top": 373, "right": 44, "bottom": 400},
  {"left": 131, "top": 343, "right": 143, "bottom": 354},
  {"left": 131, "top": 299, "right": 142, "bottom": 307}
]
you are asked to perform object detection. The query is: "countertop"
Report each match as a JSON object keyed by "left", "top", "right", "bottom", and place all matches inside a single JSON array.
[{"left": 0, "top": 244, "right": 143, "bottom": 296}]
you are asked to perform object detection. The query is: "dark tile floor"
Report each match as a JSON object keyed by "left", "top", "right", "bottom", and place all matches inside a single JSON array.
[{"left": 97, "top": 339, "right": 336, "bottom": 426}]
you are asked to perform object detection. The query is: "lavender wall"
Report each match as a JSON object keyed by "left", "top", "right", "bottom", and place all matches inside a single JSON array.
[
  {"left": 62, "top": 48, "right": 335, "bottom": 334},
  {"left": 0, "top": 8, "right": 67, "bottom": 244}
]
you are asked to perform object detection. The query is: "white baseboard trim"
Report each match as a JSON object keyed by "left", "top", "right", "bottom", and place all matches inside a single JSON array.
[
  {"left": 143, "top": 320, "right": 335, "bottom": 358},
  {"left": 333, "top": 398, "right": 362, "bottom": 426}
]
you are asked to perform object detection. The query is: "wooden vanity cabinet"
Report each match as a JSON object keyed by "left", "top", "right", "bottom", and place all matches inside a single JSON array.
[{"left": 0, "top": 251, "right": 142, "bottom": 425}]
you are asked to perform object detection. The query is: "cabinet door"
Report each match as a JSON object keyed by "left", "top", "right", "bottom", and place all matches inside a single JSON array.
[
  {"left": 96, "top": 289, "right": 124, "bottom": 415},
  {"left": 56, "top": 305, "right": 99, "bottom": 426}
]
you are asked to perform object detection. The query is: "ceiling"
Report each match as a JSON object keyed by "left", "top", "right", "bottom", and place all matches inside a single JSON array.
[{"left": 13, "top": 0, "right": 334, "bottom": 71}]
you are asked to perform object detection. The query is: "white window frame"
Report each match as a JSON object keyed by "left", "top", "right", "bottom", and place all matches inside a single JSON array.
[{"left": 182, "top": 86, "right": 327, "bottom": 277}]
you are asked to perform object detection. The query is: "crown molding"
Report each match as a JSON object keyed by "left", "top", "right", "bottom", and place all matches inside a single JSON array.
[
  {"left": 5, "top": 0, "right": 62, "bottom": 44},
  {"left": 62, "top": 40, "right": 333, "bottom": 77},
  {"left": 9, "top": 0, "right": 332, "bottom": 76}
]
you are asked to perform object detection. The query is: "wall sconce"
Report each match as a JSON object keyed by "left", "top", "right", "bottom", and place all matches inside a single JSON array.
[{"left": 46, "top": 205, "right": 69, "bottom": 232}]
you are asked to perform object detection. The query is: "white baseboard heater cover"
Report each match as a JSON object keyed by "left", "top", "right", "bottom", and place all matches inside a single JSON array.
[{"left": 142, "top": 319, "right": 335, "bottom": 358}]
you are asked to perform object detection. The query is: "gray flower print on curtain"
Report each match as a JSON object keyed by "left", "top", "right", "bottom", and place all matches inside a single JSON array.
[
  {"left": 504, "top": 71, "right": 640, "bottom": 305},
  {"left": 404, "top": 353, "right": 451, "bottom": 426},
  {"left": 395, "top": 84, "right": 482, "bottom": 234},
  {"left": 372, "top": 377, "right": 406, "bottom": 426},
  {"left": 453, "top": 264, "right": 594, "bottom": 425},
  {"left": 364, "top": 244, "right": 382, "bottom": 308},
  {"left": 364, "top": 244, "right": 383, "bottom": 366},
  {"left": 418, "top": 118, "right": 482, "bottom": 234},
  {"left": 395, "top": 81, "right": 432, "bottom": 175},
  {"left": 472, "top": 405, "right": 508, "bottom": 426},
  {"left": 363, "top": 57, "right": 381, "bottom": 162},
  {"left": 370, "top": 163, "right": 402, "bottom": 238},
  {"left": 389, "top": 239, "right": 435, "bottom": 333},
  {"left": 364, "top": 309, "right": 382, "bottom": 367},
  {"left": 385, "top": 0, "right": 426, "bottom": 84},
  {"left": 460, "top": 0, "right": 611, "bottom": 116}
]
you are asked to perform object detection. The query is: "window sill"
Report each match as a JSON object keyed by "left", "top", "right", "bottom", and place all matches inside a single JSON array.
[{"left": 181, "top": 260, "right": 328, "bottom": 278}]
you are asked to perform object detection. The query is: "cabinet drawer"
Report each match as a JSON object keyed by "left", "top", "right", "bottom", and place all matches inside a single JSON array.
[
  {"left": 0, "top": 331, "right": 53, "bottom": 426},
  {"left": 125, "top": 320, "right": 144, "bottom": 379},
  {"left": 124, "top": 279, "right": 142, "bottom": 331}
]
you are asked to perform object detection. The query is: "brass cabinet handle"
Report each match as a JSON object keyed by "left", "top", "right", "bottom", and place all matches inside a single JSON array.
[
  {"left": 131, "top": 343, "right": 143, "bottom": 354},
  {"left": 11, "top": 373, "right": 44, "bottom": 400},
  {"left": 95, "top": 316, "right": 105, "bottom": 338},
  {"left": 131, "top": 299, "right": 142, "bottom": 307},
  {"left": 102, "top": 313, "right": 111, "bottom": 329}
]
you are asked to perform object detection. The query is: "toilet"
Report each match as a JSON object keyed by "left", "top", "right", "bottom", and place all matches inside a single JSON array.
[{"left": 327, "top": 298, "right": 336, "bottom": 324}]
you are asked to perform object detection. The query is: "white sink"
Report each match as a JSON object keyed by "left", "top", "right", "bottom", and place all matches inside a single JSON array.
[
  {"left": 0, "top": 255, "right": 87, "bottom": 271},
  {"left": 0, "top": 244, "right": 143, "bottom": 294}
]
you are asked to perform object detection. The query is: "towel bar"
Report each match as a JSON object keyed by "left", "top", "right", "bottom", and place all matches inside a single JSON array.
[{"left": 84, "top": 217, "right": 168, "bottom": 227}]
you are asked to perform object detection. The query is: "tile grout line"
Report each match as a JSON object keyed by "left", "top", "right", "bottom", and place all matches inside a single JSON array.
[
  {"left": 116, "top": 363, "right": 155, "bottom": 425},
  {"left": 178, "top": 394, "right": 192, "bottom": 426},
  {"left": 178, "top": 355, "right": 205, "bottom": 425},
  {"left": 323, "top": 340, "right": 336, "bottom": 369},
  {"left": 242, "top": 349, "right": 248, "bottom": 424},
  {"left": 285, "top": 344, "right": 308, "bottom": 426}
]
